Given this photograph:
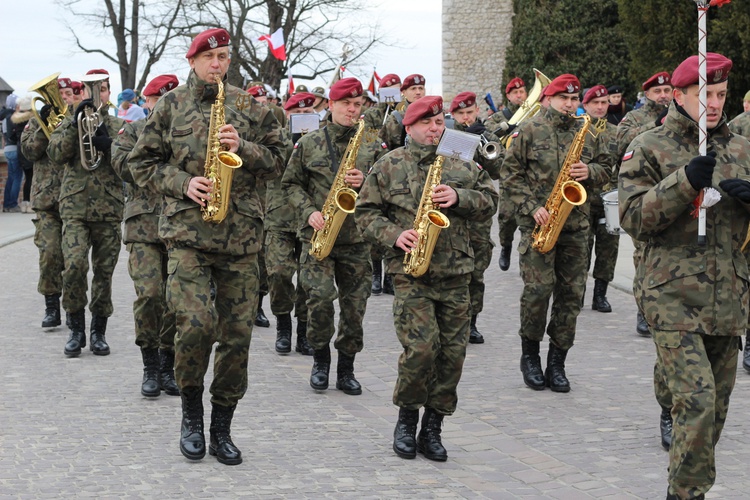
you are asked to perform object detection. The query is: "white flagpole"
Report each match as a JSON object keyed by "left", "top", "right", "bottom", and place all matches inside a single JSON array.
[{"left": 696, "top": 0, "right": 709, "bottom": 246}]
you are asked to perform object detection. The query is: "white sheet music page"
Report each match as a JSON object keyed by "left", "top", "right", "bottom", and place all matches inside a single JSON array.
[
  {"left": 436, "top": 128, "right": 481, "bottom": 162},
  {"left": 289, "top": 114, "right": 321, "bottom": 135}
]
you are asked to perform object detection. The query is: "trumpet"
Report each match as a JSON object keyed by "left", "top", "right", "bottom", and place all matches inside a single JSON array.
[{"left": 479, "top": 136, "right": 500, "bottom": 160}]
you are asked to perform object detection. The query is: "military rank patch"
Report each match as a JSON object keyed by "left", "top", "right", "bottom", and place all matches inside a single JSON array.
[{"left": 622, "top": 151, "right": 634, "bottom": 162}]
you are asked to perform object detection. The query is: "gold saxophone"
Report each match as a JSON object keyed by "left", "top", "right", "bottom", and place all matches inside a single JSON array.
[
  {"left": 531, "top": 114, "right": 590, "bottom": 254},
  {"left": 202, "top": 75, "right": 243, "bottom": 223},
  {"left": 403, "top": 154, "right": 451, "bottom": 277},
  {"left": 309, "top": 119, "right": 366, "bottom": 260}
]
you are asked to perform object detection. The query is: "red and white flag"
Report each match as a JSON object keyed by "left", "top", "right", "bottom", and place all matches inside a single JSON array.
[
  {"left": 287, "top": 68, "right": 295, "bottom": 95},
  {"left": 259, "top": 28, "right": 286, "bottom": 61},
  {"left": 367, "top": 70, "right": 381, "bottom": 94}
]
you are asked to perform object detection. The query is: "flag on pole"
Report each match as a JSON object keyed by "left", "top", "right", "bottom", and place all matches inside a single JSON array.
[
  {"left": 287, "top": 67, "right": 295, "bottom": 95},
  {"left": 367, "top": 70, "right": 381, "bottom": 94},
  {"left": 259, "top": 28, "right": 286, "bottom": 61}
]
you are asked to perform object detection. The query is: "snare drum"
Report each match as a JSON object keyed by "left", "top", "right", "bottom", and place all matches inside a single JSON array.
[{"left": 601, "top": 189, "right": 624, "bottom": 235}]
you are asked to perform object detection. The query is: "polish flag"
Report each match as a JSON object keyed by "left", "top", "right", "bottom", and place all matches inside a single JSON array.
[
  {"left": 367, "top": 70, "right": 381, "bottom": 93},
  {"left": 287, "top": 68, "right": 295, "bottom": 95},
  {"left": 258, "top": 28, "right": 286, "bottom": 61}
]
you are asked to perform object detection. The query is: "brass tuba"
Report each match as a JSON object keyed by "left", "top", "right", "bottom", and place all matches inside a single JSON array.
[
  {"left": 499, "top": 68, "right": 552, "bottom": 147},
  {"left": 29, "top": 72, "right": 68, "bottom": 139},
  {"left": 78, "top": 74, "right": 108, "bottom": 171}
]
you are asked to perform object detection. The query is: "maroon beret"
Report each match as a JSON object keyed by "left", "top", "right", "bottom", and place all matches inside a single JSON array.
[
  {"left": 671, "top": 52, "right": 733, "bottom": 88},
  {"left": 284, "top": 92, "right": 316, "bottom": 111},
  {"left": 505, "top": 77, "right": 525, "bottom": 95},
  {"left": 403, "top": 96, "right": 443, "bottom": 126},
  {"left": 186, "top": 28, "right": 231, "bottom": 59},
  {"left": 86, "top": 69, "right": 109, "bottom": 77},
  {"left": 58, "top": 78, "right": 73, "bottom": 90},
  {"left": 329, "top": 77, "right": 363, "bottom": 101},
  {"left": 70, "top": 81, "right": 83, "bottom": 95},
  {"left": 246, "top": 85, "right": 267, "bottom": 97},
  {"left": 542, "top": 74, "right": 581, "bottom": 96},
  {"left": 642, "top": 72, "right": 671, "bottom": 91},
  {"left": 379, "top": 73, "right": 401, "bottom": 88},
  {"left": 449, "top": 92, "right": 477, "bottom": 113},
  {"left": 143, "top": 74, "right": 179, "bottom": 97},
  {"left": 583, "top": 85, "right": 609, "bottom": 104},
  {"left": 401, "top": 74, "right": 426, "bottom": 92}
]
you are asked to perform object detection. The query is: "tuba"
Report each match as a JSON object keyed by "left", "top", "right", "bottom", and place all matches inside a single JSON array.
[
  {"left": 309, "top": 119, "right": 366, "bottom": 261},
  {"left": 531, "top": 114, "right": 591, "bottom": 254},
  {"left": 499, "top": 68, "right": 552, "bottom": 147},
  {"left": 78, "top": 74, "right": 109, "bottom": 171},
  {"left": 29, "top": 72, "right": 68, "bottom": 139},
  {"left": 202, "top": 75, "right": 243, "bottom": 223}
]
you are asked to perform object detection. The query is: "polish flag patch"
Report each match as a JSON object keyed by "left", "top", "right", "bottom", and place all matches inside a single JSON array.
[
  {"left": 293, "top": 142, "right": 299, "bottom": 149},
  {"left": 476, "top": 162, "right": 483, "bottom": 170},
  {"left": 118, "top": 128, "right": 125, "bottom": 135},
  {"left": 622, "top": 150, "right": 634, "bottom": 162},
  {"left": 511, "top": 131, "right": 520, "bottom": 139}
]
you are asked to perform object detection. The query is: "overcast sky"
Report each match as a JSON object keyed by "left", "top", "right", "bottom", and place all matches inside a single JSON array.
[{"left": 1, "top": 0, "right": 442, "bottom": 101}]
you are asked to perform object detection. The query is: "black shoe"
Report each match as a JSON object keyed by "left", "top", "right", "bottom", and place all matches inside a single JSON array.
[
  {"left": 141, "top": 348, "right": 161, "bottom": 398},
  {"left": 393, "top": 407, "right": 419, "bottom": 459},
  {"left": 592, "top": 279, "right": 612, "bottom": 313},
  {"left": 208, "top": 403, "right": 242, "bottom": 465},
  {"left": 295, "top": 321, "right": 314, "bottom": 355},
  {"left": 180, "top": 387, "right": 205, "bottom": 461},
  {"left": 42, "top": 294, "right": 62, "bottom": 328},
  {"left": 64, "top": 310, "right": 86, "bottom": 357},
  {"left": 636, "top": 311, "right": 650, "bottom": 336},
  {"left": 468, "top": 315, "right": 484, "bottom": 344},
  {"left": 371, "top": 259, "right": 383, "bottom": 296},
  {"left": 310, "top": 346, "right": 331, "bottom": 391},
  {"left": 159, "top": 349, "right": 180, "bottom": 396},
  {"left": 383, "top": 273, "right": 394, "bottom": 295},
  {"left": 544, "top": 344, "right": 570, "bottom": 393},
  {"left": 90, "top": 315, "right": 110, "bottom": 355},
  {"left": 255, "top": 294, "right": 270, "bottom": 328},
  {"left": 417, "top": 408, "right": 447, "bottom": 462},
  {"left": 660, "top": 406, "right": 673, "bottom": 451},
  {"left": 335, "top": 352, "right": 362, "bottom": 395},
  {"left": 498, "top": 246, "right": 511, "bottom": 271},
  {"left": 275, "top": 314, "right": 292, "bottom": 354},
  {"left": 520, "top": 337, "right": 545, "bottom": 390}
]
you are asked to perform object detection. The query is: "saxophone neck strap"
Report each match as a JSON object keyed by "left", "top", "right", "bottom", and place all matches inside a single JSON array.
[{"left": 323, "top": 127, "right": 339, "bottom": 173}]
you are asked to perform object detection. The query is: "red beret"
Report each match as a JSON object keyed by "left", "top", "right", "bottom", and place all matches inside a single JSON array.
[
  {"left": 583, "top": 85, "right": 609, "bottom": 104},
  {"left": 403, "top": 96, "right": 443, "bottom": 126},
  {"left": 246, "top": 85, "right": 267, "bottom": 97},
  {"left": 505, "top": 77, "right": 525, "bottom": 95},
  {"left": 401, "top": 74, "right": 426, "bottom": 92},
  {"left": 143, "top": 74, "right": 179, "bottom": 97},
  {"left": 86, "top": 69, "right": 109, "bottom": 76},
  {"left": 70, "top": 81, "right": 83, "bottom": 95},
  {"left": 379, "top": 73, "right": 401, "bottom": 88},
  {"left": 284, "top": 92, "right": 316, "bottom": 110},
  {"left": 329, "top": 77, "right": 363, "bottom": 101},
  {"left": 542, "top": 74, "right": 581, "bottom": 96},
  {"left": 58, "top": 78, "right": 72, "bottom": 90},
  {"left": 449, "top": 92, "right": 477, "bottom": 113},
  {"left": 642, "top": 72, "right": 671, "bottom": 91},
  {"left": 186, "top": 28, "right": 231, "bottom": 59},
  {"left": 671, "top": 52, "right": 733, "bottom": 88}
]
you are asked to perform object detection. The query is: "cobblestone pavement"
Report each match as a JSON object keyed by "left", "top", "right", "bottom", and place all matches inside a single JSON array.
[{"left": 1, "top": 228, "right": 749, "bottom": 499}]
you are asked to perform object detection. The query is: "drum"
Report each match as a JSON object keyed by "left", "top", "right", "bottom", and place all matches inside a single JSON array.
[{"left": 601, "top": 189, "right": 624, "bottom": 235}]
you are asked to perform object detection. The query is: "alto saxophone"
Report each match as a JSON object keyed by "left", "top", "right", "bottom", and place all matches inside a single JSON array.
[
  {"left": 403, "top": 154, "right": 451, "bottom": 277},
  {"left": 202, "top": 75, "right": 243, "bottom": 223},
  {"left": 309, "top": 119, "right": 366, "bottom": 260},
  {"left": 531, "top": 114, "right": 590, "bottom": 254}
]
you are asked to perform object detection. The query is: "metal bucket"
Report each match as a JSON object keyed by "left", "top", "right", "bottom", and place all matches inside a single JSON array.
[{"left": 601, "top": 189, "right": 624, "bottom": 235}]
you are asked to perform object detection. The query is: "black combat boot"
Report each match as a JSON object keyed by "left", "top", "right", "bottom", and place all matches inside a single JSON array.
[
  {"left": 392, "top": 407, "right": 419, "bottom": 459},
  {"left": 382, "top": 273, "right": 394, "bottom": 295},
  {"left": 498, "top": 246, "right": 512, "bottom": 271},
  {"left": 255, "top": 293, "right": 270, "bottom": 328},
  {"left": 743, "top": 330, "right": 750, "bottom": 373},
  {"left": 544, "top": 343, "right": 570, "bottom": 393},
  {"left": 90, "top": 315, "right": 110, "bottom": 355},
  {"left": 180, "top": 386, "right": 205, "bottom": 460},
  {"left": 520, "top": 337, "right": 545, "bottom": 390},
  {"left": 140, "top": 348, "right": 161, "bottom": 398},
  {"left": 158, "top": 349, "right": 180, "bottom": 396},
  {"left": 371, "top": 259, "right": 383, "bottom": 296},
  {"left": 469, "top": 315, "right": 485, "bottom": 344},
  {"left": 636, "top": 310, "right": 650, "bottom": 336},
  {"left": 666, "top": 491, "right": 704, "bottom": 500},
  {"left": 295, "top": 321, "right": 314, "bottom": 355},
  {"left": 335, "top": 352, "right": 362, "bottom": 395},
  {"left": 660, "top": 405, "right": 673, "bottom": 451},
  {"left": 63, "top": 310, "right": 86, "bottom": 357},
  {"left": 42, "top": 293, "right": 61, "bottom": 328},
  {"left": 592, "top": 279, "right": 612, "bottom": 313},
  {"left": 310, "top": 345, "right": 331, "bottom": 391},
  {"left": 275, "top": 313, "right": 292, "bottom": 354},
  {"left": 417, "top": 408, "right": 448, "bottom": 462},
  {"left": 208, "top": 403, "right": 242, "bottom": 465}
]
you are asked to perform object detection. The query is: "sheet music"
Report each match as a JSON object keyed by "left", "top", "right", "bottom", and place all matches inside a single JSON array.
[
  {"left": 289, "top": 113, "right": 321, "bottom": 134},
  {"left": 379, "top": 87, "right": 401, "bottom": 104},
  {"left": 436, "top": 128, "right": 481, "bottom": 162}
]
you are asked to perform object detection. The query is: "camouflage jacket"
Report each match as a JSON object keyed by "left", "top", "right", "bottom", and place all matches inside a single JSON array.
[
  {"left": 500, "top": 106, "right": 612, "bottom": 232},
  {"left": 619, "top": 103, "right": 750, "bottom": 336},
  {"left": 379, "top": 100, "right": 410, "bottom": 151},
  {"left": 20, "top": 117, "right": 62, "bottom": 211},
  {"left": 616, "top": 98, "right": 667, "bottom": 158},
  {"left": 264, "top": 127, "right": 297, "bottom": 232},
  {"left": 728, "top": 111, "right": 750, "bottom": 140},
  {"left": 282, "top": 121, "right": 388, "bottom": 244},
  {"left": 363, "top": 102, "right": 392, "bottom": 132},
  {"left": 587, "top": 118, "right": 618, "bottom": 207},
  {"left": 128, "top": 70, "right": 287, "bottom": 255},
  {"left": 47, "top": 111, "right": 125, "bottom": 221},
  {"left": 355, "top": 140, "right": 499, "bottom": 279},
  {"left": 486, "top": 102, "right": 519, "bottom": 134}
]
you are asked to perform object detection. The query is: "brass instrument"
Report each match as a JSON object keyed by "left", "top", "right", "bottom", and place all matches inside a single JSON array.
[
  {"left": 500, "top": 68, "right": 552, "bottom": 148},
  {"left": 531, "top": 114, "right": 591, "bottom": 254},
  {"left": 403, "top": 154, "right": 451, "bottom": 277},
  {"left": 202, "top": 75, "right": 243, "bottom": 223},
  {"left": 308, "top": 119, "right": 366, "bottom": 260},
  {"left": 29, "top": 72, "right": 68, "bottom": 139},
  {"left": 78, "top": 74, "right": 109, "bottom": 171},
  {"left": 479, "top": 135, "right": 500, "bottom": 160}
]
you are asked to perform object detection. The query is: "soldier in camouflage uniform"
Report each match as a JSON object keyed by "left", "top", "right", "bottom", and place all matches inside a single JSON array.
[
  {"left": 111, "top": 74, "right": 180, "bottom": 399},
  {"left": 356, "top": 96, "right": 498, "bottom": 461},
  {"left": 362, "top": 73, "right": 401, "bottom": 133},
  {"left": 47, "top": 69, "right": 125, "bottom": 358},
  {"left": 128, "top": 29, "right": 287, "bottom": 466},
  {"left": 379, "top": 74, "right": 425, "bottom": 152},
  {"left": 619, "top": 53, "right": 750, "bottom": 500},
  {"left": 283, "top": 77, "right": 387, "bottom": 396},
  {"left": 486, "top": 76, "right": 525, "bottom": 135},
  {"left": 501, "top": 74, "right": 611, "bottom": 393}
]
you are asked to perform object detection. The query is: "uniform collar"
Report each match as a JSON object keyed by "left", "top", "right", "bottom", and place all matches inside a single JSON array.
[
  {"left": 327, "top": 121, "right": 358, "bottom": 142},
  {"left": 188, "top": 70, "right": 227, "bottom": 102},
  {"left": 663, "top": 101, "right": 731, "bottom": 141},
  {"left": 643, "top": 98, "right": 668, "bottom": 115},
  {"left": 406, "top": 139, "right": 438, "bottom": 165},
  {"left": 544, "top": 105, "right": 577, "bottom": 129}
]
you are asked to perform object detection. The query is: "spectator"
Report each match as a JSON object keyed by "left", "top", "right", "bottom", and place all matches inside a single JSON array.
[
  {"left": 2, "top": 94, "right": 24, "bottom": 212},
  {"left": 117, "top": 88, "right": 145, "bottom": 122}
]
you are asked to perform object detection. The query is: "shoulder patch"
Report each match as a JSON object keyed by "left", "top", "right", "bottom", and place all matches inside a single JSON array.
[
  {"left": 118, "top": 127, "right": 125, "bottom": 135},
  {"left": 511, "top": 131, "right": 519, "bottom": 138},
  {"left": 622, "top": 150, "right": 634, "bottom": 162},
  {"left": 381, "top": 142, "right": 388, "bottom": 149},
  {"left": 475, "top": 162, "right": 483, "bottom": 170},
  {"left": 24, "top": 123, "right": 30, "bottom": 130},
  {"left": 294, "top": 142, "right": 299, "bottom": 149}
]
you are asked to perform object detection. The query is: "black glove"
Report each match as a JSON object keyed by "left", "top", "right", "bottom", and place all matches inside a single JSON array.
[
  {"left": 91, "top": 123, "right": 112, "bottom": 152},
  {"left": 684, "top": 151, "right": 717, "bottom": 191},
  {"left": 465, "top": 122, "right": 486, "bottom": 135},
  {"left": 654, "top": 107, "right": 668, "bottom": 127},
  {"left": 74, "top": 99, "right": 94, "bottom": 124},
  {"left": 505, "top": 123, "right": 517, "bottom": 134},
  {"left": 40, "top": 104, "right": 53, "bottom": 123},
  {"left": 720, "top": 178, "right": 750, "bottom": 203}
]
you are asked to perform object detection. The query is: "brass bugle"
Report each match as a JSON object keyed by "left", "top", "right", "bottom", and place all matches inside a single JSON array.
[{"left": 28, "top": 72, "right": 68, "bottom": 139}]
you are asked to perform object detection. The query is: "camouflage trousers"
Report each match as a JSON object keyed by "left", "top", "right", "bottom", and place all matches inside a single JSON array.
[
  {"left": 61, "top": 219, "right": 121, "bottom": 316},
  {"left": 392, "top": 273, "right": 471, "bottom": 415},
  {"left": 299, "top": 241, "right": 371, "bottom": 356},
  {"left": 258, "top": 238, "right": 268, "bottom": 296},
  {"left": 127, "top": 242, "right": 175, "bottom": 351},
  {"left": 587, "top": 205, "right": 619, "bottom": 282},
  {"left": 469, "top": 235, "right": 494, "bottom": 316},
  {"left": 653, "top": 331, "right": 739, "bottom": 499},
  {"left": 497, "top": 197, "right": 517, "bottom": 248},
  {"left": 167, "top": 247, "right": 258, "bottom": 408},
  {"left": 631, "top": 237, "right": 647, "bottom": 300},
  {"left": 264, "top": 230, "right": 307, "bottom": 319},
  {"left": 32, "top": 209, "right": 64, "bottom": 296},
  {"left": 517, "top": 228, "right": 588, "bottom": 351}
]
